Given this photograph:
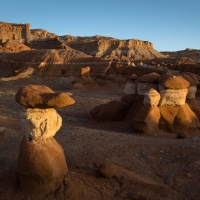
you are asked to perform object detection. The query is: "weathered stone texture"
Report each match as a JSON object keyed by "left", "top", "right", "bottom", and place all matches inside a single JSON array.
[
  {"left": 0, "top": 22, "right": 30, "bottom": 43},
  {"left": 20, "top": 108, "right": 62, "bottom": 140}
]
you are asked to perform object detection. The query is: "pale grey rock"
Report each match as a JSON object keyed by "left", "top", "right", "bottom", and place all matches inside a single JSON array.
[
  {"left": 20, "top": 108, "right": 62, "bottom": 140},
  {"left": 187, "top": 86, "right": 197, "bottom": 99},
  {"left": 124, "top": 81, "right": 137, "bottom": 94}
]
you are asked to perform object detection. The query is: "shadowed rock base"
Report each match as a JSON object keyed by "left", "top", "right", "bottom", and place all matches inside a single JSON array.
[{"left": 17, "top": 136, "right": 68, "bottom": 195}]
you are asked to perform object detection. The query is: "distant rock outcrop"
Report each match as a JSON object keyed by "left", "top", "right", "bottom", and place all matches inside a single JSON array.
[
  {"left": 60, "top": 35, "right": 166, "bottom": 60},
  {"left": 0, "top": 22, "right": 31, "bottom": 43},
  {"left": 161, "top": 48, "right": 200, "bottom": 63}
]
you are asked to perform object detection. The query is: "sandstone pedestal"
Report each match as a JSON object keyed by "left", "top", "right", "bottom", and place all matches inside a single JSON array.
[
  {"left": 17, "top": 136, "right": 68, "bottom": 194},
  {"left": 133, "top": 105, "right": 160, "bottom": 134},
  {"left": 15, "top": 84, "right": 75, "bottom": 196}
]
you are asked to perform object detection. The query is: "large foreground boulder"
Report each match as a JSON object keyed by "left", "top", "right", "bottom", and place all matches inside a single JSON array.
[{"left": 17, "top": 136, "right": 68, "bottom": 194}]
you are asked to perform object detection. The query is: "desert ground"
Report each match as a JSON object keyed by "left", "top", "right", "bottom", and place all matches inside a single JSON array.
[{"left": 0, "top": 76, "right": 200, "bottom": 200}]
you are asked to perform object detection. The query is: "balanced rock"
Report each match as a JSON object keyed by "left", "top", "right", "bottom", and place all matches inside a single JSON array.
[
  {"left": 133, "top": 105, "right": 160, "bottom": 134},
  {"left": 159, "top": 89, "right": 188, "bottom": 106},
  {"left": 137, "top": 72, "right": 160, "bottom": 83},
  {"left": 15, "top": 85, "right": 75, "bottom": 108},
  {"left": 17, "top": 136, "right": 68, "bottom": 194},
  {"left": 143, "top": 88, "right": 160, "bottom": 106},
  {"left": 71, "top": 76, "right": 100, "bottom": 89},
  {"left": 71, "top": 66, "right": 99, "bottom": 89},
  {"left": 21, "top": 108, "right": 62, "bottom": 141},
  {"left": 98, "top": 163, "right": 117, "bottom": 179},
  {"left": 124, "top": 81, "right": 137, "bottom": 94},
  {"left": 161, "top": 75, "right": 190, "bottom": 89},
  {"left": 80, "top": 66, "right": 90, "bottom": 76}
]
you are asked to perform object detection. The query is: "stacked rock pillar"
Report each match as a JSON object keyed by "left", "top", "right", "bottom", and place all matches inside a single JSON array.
[
  {"left": 133, "top": 88, "right": 161, "bottom": 134},
  {"left": 158, "top": 75, "right": 199, "bottom": 132},
  {"left": 15, "top": 85, "right": 75, "bottom": 195}
]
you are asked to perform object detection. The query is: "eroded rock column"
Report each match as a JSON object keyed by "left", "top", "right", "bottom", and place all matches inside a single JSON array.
[
  {"left": 15, "top": 85, "right": 75, "bottom": 194},
  {"left": 133, "top": 88, "right": 161, "bottom": 134}
]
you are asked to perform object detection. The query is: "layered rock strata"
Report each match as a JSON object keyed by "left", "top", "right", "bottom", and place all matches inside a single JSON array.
[
  {"left": 61, "top": 35, "right": 166, "bottom": 60},
  {"left": 16, "top": 85, "right": 75, "bottom": 195},
  {"left": 0, "top": 22, "right": 31, "bottom": 43}
]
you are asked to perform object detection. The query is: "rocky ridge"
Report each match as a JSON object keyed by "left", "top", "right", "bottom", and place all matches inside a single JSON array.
[
  {"left": 60, "top": 35, "right": 166, "bottom": 60},
  {"left": 161, "top": 48, "right": 200, "bottom": 62}
]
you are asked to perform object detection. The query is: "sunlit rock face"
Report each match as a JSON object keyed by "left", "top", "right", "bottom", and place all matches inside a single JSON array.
[
  {"left": 143, "top": 88, "right": 160, "bottom": 106},
  {"left": 159, "top": 89, "right": 188, "bottom": 106},
  {"left": 20, "top": 108, "right": 62, "bottom": 141}
]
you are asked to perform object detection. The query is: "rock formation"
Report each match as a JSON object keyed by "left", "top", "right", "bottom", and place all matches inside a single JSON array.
[
  {"left": 133, "top": 89, "right": 161, "bottom": 134},
  {"left": 124, "top": 74, "right": 137, "bottom": 94},
  {"left": 16, "top": 85, "right": 75, "bottom": 195},
  {"left": 90, "top": 72, "right": 200, "bottom": 135},
  {"left": 161, "top": 48, "right": 200, "bottom": 62},
  {"left": 61, "top": 35, "right": 166, "bottom": 60},
  {"left": 71, "top": 66, "right": 100, "bottom": 89},
  {"left": 0, "top": 22, "right": 31, "bottom": 43}
]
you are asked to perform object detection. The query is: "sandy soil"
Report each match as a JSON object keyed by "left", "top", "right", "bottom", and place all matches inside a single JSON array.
[{"left": 0, "top": 77, "right": 200, "bottom": 200}]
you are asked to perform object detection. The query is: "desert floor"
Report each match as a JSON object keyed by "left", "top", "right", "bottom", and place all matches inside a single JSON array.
[{"left": 0, "top": 77, "right": 200, "bottom": 200}]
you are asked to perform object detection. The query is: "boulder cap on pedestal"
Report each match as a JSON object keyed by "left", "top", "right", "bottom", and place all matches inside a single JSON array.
[
  {"left": 161, "top": 75, "right": 190, "bottom": 89},
  {"left": 185, "top": 72, "right": 199, "bottom": 85},
  {"left": 158, "top": 73, "right": 173, "bottom": 84},
  {"left": 137, "top": 72, "right": 160, "bottom": 83},
  {"left": 15, "top": 85, "right": 75, "bottom": 108}
]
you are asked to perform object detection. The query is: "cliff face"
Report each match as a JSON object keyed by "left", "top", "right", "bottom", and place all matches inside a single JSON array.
[
  {"left": 161, "top": 48, "right": 200, "bottom": 63},
  {"left": 27, "top": 38, "right": 69, "bottom": 50},
  {"left": 0, "top": 22, "right": 31, "bottom": 43},
  {"left": 60, "top": 35, "right": 166, "bottom": 61}
]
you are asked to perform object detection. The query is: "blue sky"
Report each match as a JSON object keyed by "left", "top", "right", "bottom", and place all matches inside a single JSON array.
[{"left": 0, "top": 0, "right": 199, "bottom": 51}]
